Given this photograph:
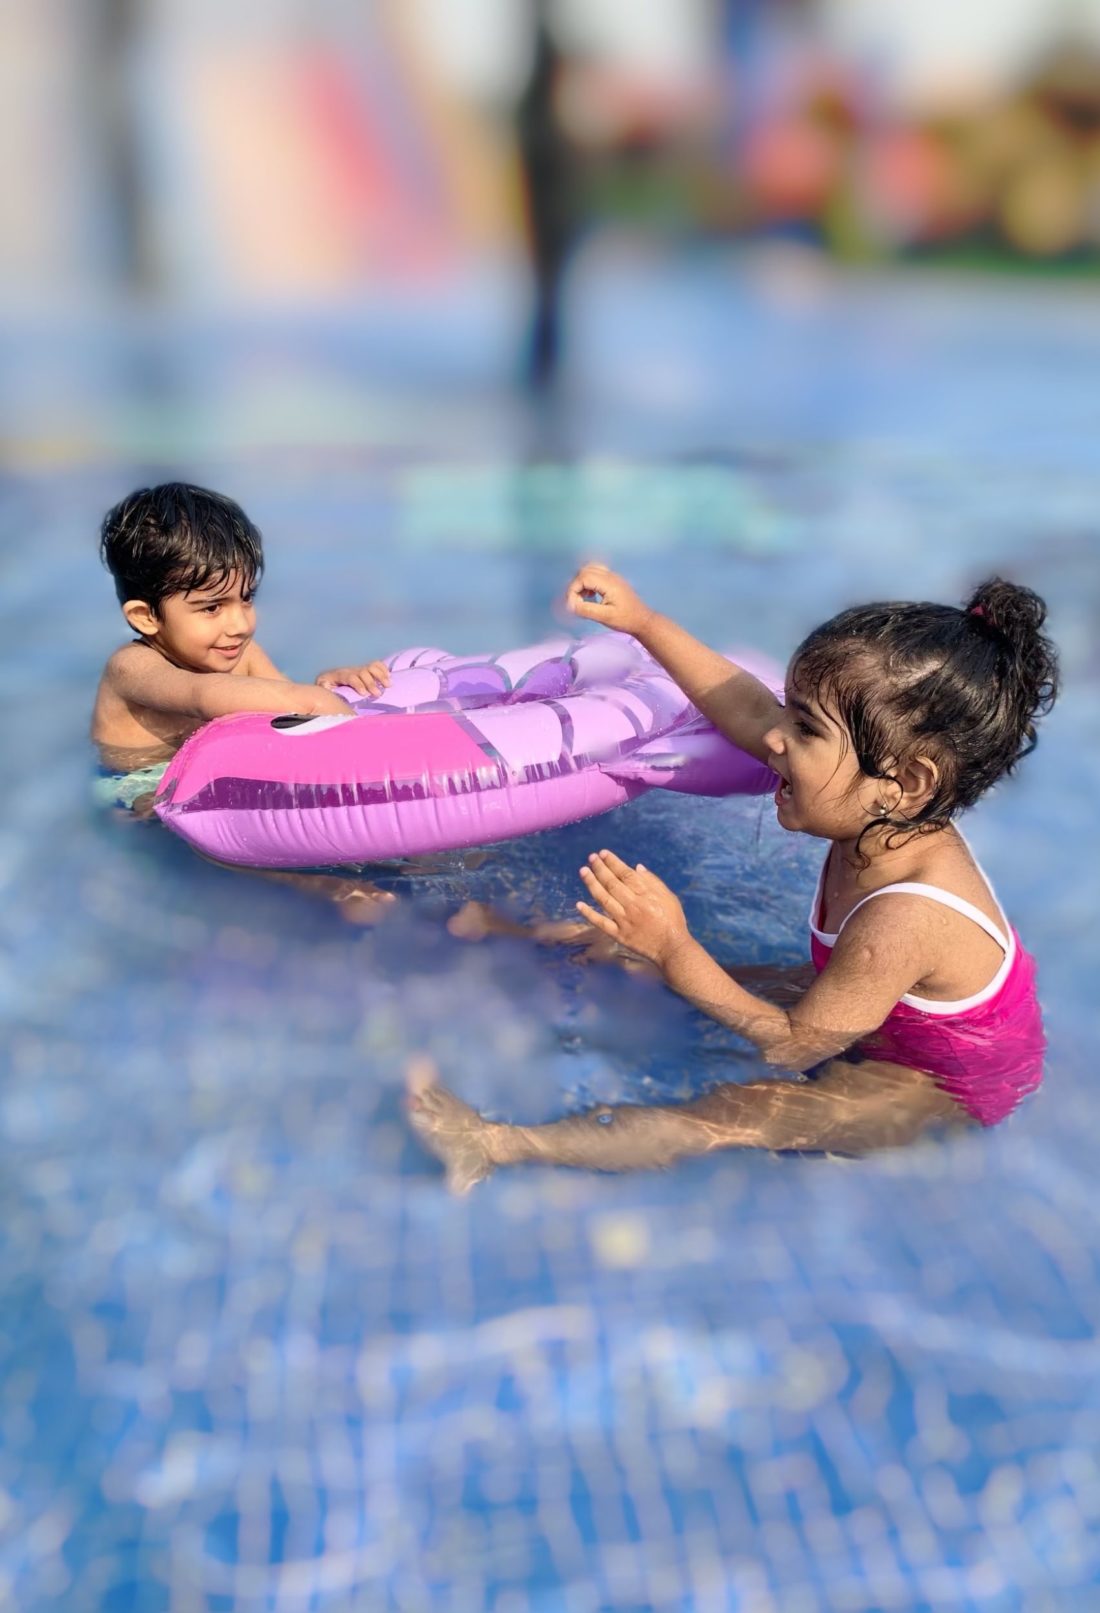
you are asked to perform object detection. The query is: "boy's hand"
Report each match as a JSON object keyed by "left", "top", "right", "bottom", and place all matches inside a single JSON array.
[
  {"left": 576, "top": 850, "right": 691, "bottom": 971},
  {"left": 565, "top": 563, "right": 654, "bottom": 637},
  {"left": 315, "top": 661, "right": 392, "bottom": 698},
  {"left": 303, "top": 685, "right": 355, "bottom": 715}
]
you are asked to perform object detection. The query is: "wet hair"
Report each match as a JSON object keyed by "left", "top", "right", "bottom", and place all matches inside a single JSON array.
[
  {"left": 99, "top": 483, "right": 264, "bottom": 615},
  {"left": 790, "top": 577, "right": 1059, "bottom": 848}
]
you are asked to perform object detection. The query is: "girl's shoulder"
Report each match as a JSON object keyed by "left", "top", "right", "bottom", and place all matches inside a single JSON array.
[
  {"left": 837, "top": 830, "right": 1012, "bottom": 1002},
  {"left": 903, "top": 828, "right": 1006, "bottom": 930},
  {"left": 824, "top": 827, "right": 1008, "bottom": 943}
]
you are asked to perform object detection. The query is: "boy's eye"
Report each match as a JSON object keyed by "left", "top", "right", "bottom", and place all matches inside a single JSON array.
[{"left": 201, "top": 602, "right": 221, "bottom": 614}]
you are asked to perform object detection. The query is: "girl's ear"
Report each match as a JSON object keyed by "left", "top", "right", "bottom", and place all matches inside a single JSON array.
[
  {"left": 895, "top": 755, "right": 939, "bottom": 813},
  {"left": 122, "top": 599, "right": 159, "bottom": 638}
]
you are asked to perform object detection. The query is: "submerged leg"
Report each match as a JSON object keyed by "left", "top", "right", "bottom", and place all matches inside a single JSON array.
[
  {"left": 259, "top": 871, "right": 399, "bottom": 925},
  {"left": 448, "top": 901, "right": 598, "bottom": 944},
  {"left": 446, "top": 902, "right": 659, "bottom": 972},
  {"left": 406, "top": 1056, "right": 969, "bottom": 1192},
  {"left": 199, "top": 854, "right": 398, "bottom": 925}
]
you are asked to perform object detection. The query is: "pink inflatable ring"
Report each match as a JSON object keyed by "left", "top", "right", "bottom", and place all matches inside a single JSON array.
[{"left": 153, "top": 633, "right": 780, "bottom": 868}]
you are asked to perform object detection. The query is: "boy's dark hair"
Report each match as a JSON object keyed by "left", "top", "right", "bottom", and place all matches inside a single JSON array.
[
  {"left": 791, "top": 577, "right": 1059, "bottom": 846},
  {"left": 99, "top": 483, "right": 264, "bottom": 614}
]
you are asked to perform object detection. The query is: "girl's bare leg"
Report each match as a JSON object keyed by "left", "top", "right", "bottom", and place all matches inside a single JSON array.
[{"left": 406, "top": 1055, "right": 970, "bottom": 1193}]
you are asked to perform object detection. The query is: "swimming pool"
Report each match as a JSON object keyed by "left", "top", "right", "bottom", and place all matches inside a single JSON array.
[{"left": 2, "top": 257, "right": 1099, "bottom": 1611}]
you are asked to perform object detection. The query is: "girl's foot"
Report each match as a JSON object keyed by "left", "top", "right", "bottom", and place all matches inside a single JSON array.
[
  {"left": 332, "top": 885, "right": 397, "bottom": 926},
  {"left": 405, "top": 1057, "right": 496, "bottom": 1194},
  {"left": 446, "top": 900, "right": 517, "bottom": 941}
]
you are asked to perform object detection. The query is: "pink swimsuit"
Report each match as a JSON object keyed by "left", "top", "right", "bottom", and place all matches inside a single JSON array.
[{"left": 808, "top": 852, "right": 1045, "bottom": 1125}]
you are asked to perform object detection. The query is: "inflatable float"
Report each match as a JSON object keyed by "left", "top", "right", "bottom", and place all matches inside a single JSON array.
[{"left": 153, "top": 634, "right": 781, "bottom": 868}]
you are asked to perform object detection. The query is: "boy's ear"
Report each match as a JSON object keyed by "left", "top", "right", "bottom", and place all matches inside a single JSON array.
[{"left": 122, "top": 599, "right": 160, "bottom": 638}]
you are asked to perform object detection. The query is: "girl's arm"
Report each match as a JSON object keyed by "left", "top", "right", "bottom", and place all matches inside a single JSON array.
[
  {"left": 577, "top": 852, "right": 932, "bottom": 1071},
  {"left": 566, "top": 562, "right": 782, "bottom": 764},
  {"left": 106, "top": 643, "right": 353, "bottom": 722},
  {"left": 724, "top": 961, "right": 817, "bottom": 1007}
]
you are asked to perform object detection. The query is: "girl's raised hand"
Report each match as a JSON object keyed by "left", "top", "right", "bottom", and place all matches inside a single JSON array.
[
  {"left": 315, "top": 660, "right": 392, "bottom": 698},
  {"left": 576, "top": 850, "right": 690, "bottom": 970},
  {"left": 565, "top": 563, "right": 653, "bottom": 637}
]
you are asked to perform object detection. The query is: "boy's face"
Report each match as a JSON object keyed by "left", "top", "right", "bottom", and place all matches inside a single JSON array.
[{"left": 124, "top": 571, "right": 258, "bottom": 674}]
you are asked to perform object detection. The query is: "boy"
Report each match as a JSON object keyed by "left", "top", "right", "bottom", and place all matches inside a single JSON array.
[{"left": 92, "top": 482, "right": 389, "bottom": 777}]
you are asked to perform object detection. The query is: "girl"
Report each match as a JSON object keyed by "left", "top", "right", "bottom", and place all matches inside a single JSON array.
[{"left": 408, "top": 564, "right": 1059, "bottom": 1191}]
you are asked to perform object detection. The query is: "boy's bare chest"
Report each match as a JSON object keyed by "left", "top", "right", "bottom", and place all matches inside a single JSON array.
[{"left": 91, "top": 678, "right": 198, "bottom": 765}]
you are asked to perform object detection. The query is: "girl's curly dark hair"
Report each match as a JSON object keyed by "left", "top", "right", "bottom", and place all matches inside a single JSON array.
[{"left": 790, "top": 577, "right": 1059, "bottom": 852}]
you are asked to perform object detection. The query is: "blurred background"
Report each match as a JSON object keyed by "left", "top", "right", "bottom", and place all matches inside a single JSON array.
[
  {"left": 3, "top": 4, "right": 1100, "bottom": 1612},
  {"left": 7, "top": 0, "right": 1100, "bottom": 313},
  {"left": 7, "top": 0, "right": 1100, "bottom": 456}
]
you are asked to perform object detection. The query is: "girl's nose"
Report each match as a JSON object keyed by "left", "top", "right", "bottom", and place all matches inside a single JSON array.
[{"left": 762, "top": 725, "right": 784, "bottom": 756}]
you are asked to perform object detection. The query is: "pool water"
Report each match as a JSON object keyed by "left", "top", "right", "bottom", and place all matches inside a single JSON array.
[{"left": 2, "top": 258, "right": 1100, "bottom": 1612}]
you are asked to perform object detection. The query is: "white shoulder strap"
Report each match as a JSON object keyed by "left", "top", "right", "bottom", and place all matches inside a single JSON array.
[{"left": 846, "top": 882, "right": 1010, "bottom": 954}]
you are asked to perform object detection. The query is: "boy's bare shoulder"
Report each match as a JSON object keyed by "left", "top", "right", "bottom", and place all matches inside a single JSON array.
[
  {"left": 98, "top": 640, "right": 193, "bottom": 715},
  {"left": 241, "top": 640, "right": 284, "bottom": 679},
  {"left": 103, "top": 640, "right": 156, "bottom": 682}
]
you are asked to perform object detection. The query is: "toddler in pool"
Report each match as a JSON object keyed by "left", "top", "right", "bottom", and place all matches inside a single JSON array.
[
  {"left": 410, "top": 563, "right": 1059, "bottom": 1188},
  {"left": 92, "top": 481, "right": 393, "bottom": 913}
]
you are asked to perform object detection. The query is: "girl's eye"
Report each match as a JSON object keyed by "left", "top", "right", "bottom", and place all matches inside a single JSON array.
[{"left": 795, "top": 719, "right": 817, "bottom": 739}]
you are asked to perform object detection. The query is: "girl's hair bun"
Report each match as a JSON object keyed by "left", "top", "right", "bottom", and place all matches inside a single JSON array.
[{"left": 964, "top": 577, "right": 1058, "bottom": 725}]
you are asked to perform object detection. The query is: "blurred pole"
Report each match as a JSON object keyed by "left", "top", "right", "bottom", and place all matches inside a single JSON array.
[
  {"left": 517, "top": 0, "right": 576, "bottom": 390},
  {"left": 91, "top": 0, "right": 152, "bottom": 292}
]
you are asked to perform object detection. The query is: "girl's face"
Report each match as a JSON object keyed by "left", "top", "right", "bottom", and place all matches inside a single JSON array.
[{"left": 762, "top": 673, "right": 885, "bottom": 841}]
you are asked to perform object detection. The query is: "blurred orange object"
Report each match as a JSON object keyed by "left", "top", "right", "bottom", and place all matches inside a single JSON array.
[
  {"left": 859, "top": 126, "right": 982, "bottom": 245},
  {"left": 741, "top": 116, "right": 843, "bottom": 220}
]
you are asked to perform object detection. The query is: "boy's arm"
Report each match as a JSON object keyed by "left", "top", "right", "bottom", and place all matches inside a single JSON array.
[
  {"left": 566, "top": 563, "right": 781, "bottom": 764},
  {"left": 242, "top": 642, "right": 290, "bottom": 681},
  {"left": 106, "top": 644, "right": 351, "bottom": 721}
]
